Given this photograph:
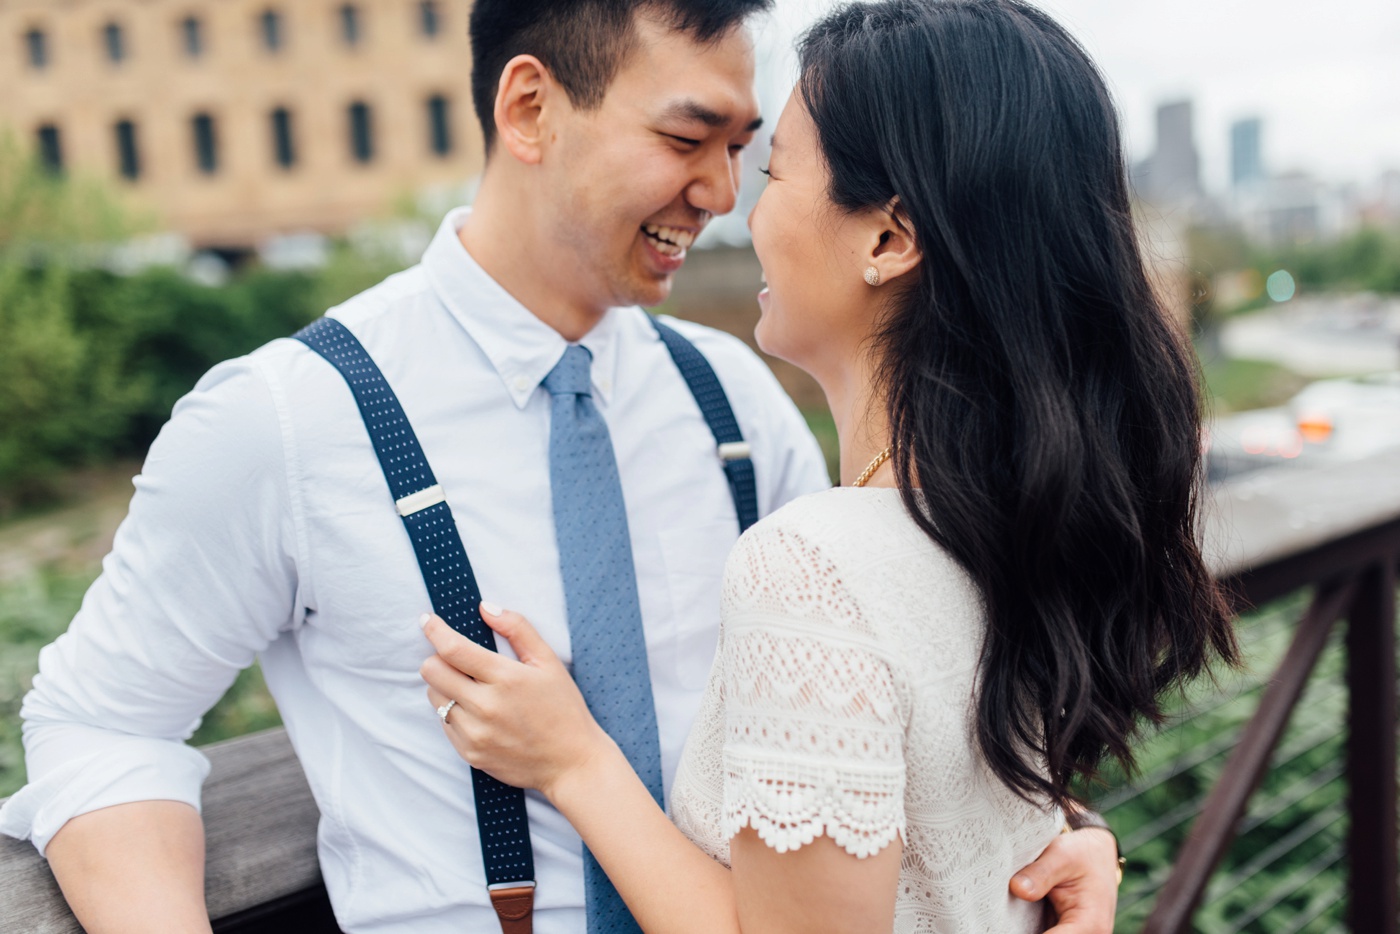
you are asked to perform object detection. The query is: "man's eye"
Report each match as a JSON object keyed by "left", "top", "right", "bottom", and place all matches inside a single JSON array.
[{"left": 666, "top": 134, "right": 701, "bottom": 147}]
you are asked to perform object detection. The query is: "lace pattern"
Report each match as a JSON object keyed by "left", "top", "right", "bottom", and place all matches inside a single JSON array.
[
  {"left": 669, "top": 488, "right": 1061, "bottom": 932},
  {"left": 721, "top": 628, "right": 907, "bottom": 856}
]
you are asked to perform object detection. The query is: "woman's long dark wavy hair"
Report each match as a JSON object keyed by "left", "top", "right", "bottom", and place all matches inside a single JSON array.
[{"left": 798, "top": 0, "right": 1238, "bottom": 807}]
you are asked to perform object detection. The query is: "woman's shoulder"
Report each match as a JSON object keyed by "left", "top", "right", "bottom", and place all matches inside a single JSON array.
[
  {"left": 739, "top": 487, "right": 957, "bottom": 576},
  {"left": 724, "top": 488, "right": 980, "bottom": 640}
]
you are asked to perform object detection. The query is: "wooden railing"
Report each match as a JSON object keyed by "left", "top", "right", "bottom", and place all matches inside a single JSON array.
[
  {"left": 3, "top": 449, "right": 1399, "bottom": 933},
  {"left": 0, "top": 728, "right": 338, "bottom": 933}
]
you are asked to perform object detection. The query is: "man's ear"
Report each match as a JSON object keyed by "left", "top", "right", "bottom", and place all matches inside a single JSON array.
[
  {"left": 492, "top": 54, "right": 556, "bottom": 166},
  {"left": 863, "top": 198, "right": 922, "bottom": 286}
]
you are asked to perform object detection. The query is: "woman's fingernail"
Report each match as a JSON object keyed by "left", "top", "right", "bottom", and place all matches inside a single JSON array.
[
  {"left": 419, "top": 613, "right": 432, "bottom": 629},
  {"left": 480, "top": 601, "right": 504, "bottom": 618},
  {"left": 1012, "top": 874, "right": 1034, "bottom": 895}
]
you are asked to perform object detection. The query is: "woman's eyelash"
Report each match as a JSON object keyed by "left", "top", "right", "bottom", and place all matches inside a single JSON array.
[{"left": 758, "top": 166, "right": 772, "bottom": 177}]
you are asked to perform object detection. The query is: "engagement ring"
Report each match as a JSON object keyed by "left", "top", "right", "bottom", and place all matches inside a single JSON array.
[{"left": 436, "top": 699, "right": 457, "bottom": 724}]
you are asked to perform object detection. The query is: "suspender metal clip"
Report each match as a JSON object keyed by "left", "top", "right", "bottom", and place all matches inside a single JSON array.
[
  {"left": 395, "top": 484, "right": 446, "bottom": 517},
  {"left": 717, "top": 441, "right": 751, "bottom": 462}
]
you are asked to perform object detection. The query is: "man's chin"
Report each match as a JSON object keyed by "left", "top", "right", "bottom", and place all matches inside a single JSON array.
[{"left": 621, "top": 272, "right": 676, "bottom": 310}]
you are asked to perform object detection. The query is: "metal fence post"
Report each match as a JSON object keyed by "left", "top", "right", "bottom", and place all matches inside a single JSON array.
[{"left": 1345, "top": 557, "right": 1397, "bottom": 934}]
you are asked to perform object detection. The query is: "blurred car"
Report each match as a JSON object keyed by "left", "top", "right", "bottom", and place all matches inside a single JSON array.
[{"left": 1206, "top": 372, "right": 1400, "bottom": 483}]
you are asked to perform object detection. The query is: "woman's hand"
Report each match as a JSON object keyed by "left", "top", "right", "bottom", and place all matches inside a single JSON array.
[{"left": 419, "top": 603, "right": 617, "bottom": 800}]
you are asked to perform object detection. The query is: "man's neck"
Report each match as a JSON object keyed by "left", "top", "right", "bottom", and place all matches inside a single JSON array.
[{"left": 457, "top": 181, "right": 608, "bottom": 343}]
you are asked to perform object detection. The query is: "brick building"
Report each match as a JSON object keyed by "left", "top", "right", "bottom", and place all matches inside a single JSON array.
[{"left": 1, "top": 0, "right": 485, "bottom": 247}]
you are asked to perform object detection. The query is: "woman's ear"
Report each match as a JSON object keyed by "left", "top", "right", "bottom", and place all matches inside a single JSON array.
[
  {"left": 864, "top": 198, "right": 922, "bottom": 286},
  {"left": 492, "top": 54, "right": 555, "bottom": 166}
]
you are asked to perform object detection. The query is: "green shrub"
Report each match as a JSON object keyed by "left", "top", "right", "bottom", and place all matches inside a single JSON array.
[
  {"left": 0, "top": 266, "right": 144, "bottom": 499},
  {"left": 0, "top": 264, "right": 326, "bottom": 507}
]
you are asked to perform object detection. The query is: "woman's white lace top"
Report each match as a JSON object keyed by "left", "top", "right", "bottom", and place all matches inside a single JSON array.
[{"left": 670, "top": 487, "right": 1062, "bottom": 933}]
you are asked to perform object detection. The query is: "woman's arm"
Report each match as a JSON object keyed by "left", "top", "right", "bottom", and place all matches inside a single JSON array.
[
  {"left": 545, "top": 737, "right": 741, "bottom": 932},
  {"left": 419, "top": 608, "right": 905, "bottom": 934},
  {"left": 421, "top": 606, "right": 1115, "bottom": 933}
]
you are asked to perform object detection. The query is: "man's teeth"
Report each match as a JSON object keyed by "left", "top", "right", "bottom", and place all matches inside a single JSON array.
[{"left": 643, "top": 224, "right": 696, "bottom": 257}]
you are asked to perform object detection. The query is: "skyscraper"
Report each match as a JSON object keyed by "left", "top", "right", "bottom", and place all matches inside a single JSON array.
[
  {"left": 1148, "top": 100, "right": 1202, "bottom": 202},
  {"left": 1231, "top": 118, "right": 1265, "bottom": 189}
]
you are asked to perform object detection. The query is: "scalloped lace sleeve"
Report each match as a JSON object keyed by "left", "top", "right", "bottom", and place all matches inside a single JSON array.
[{"left": 719, "top": 524, "right": 908, "bottom": 859}]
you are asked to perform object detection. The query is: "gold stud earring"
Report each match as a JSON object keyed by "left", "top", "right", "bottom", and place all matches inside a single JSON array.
[{"left": 863, "top": 266, "right": 881, "bottom": 287}]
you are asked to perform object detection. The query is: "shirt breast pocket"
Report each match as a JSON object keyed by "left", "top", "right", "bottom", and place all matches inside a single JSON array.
[{"left": 658, "top": 521, "right": 739, "bottom": 690}]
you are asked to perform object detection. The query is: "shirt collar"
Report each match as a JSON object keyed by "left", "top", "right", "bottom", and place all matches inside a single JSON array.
[{"left": 422, "top": 207, "right": 622, "bottom": 409}]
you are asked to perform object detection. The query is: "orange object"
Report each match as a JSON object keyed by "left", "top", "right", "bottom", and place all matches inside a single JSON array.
[{"left": 1297, "top": 411, "right": 1334, "bottom": 444}]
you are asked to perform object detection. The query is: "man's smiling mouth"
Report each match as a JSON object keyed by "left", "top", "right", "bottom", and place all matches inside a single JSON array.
[{"left": 642, "top": 224, "right": 697, "bottom": 257}]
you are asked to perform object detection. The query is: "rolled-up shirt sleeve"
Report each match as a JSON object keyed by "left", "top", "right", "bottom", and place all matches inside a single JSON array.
[{"left": 0, "top": 355, "right": 304, "bottom": 855}]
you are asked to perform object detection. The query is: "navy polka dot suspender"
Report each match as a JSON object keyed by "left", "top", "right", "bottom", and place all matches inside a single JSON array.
[
  {"left": 293, "top": 314, "right": 756, "bottom": 923},
  {"left": 293, "top": 317, "right": 536, "bottom": 903},
  {"left": 647, "top": 316, "right": 759, "bottom": 535}
]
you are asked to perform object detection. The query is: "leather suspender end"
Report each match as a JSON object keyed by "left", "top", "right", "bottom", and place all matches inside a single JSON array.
[{"left": 489, "top": 884, "right": 536, "bottom": 934}]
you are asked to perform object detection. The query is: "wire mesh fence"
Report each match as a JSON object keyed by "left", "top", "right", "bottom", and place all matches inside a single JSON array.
[{"left": 1093, "top": 591, "right": 1372, "bottom": 933}]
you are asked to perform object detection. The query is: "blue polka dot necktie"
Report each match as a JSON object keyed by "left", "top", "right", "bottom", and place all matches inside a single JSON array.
[{"left": 543, "top": 345, "right": 662, "bottom": 934}]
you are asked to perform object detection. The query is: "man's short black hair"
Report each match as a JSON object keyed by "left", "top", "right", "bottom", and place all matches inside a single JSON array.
[{"left": 470, "top": 0, "right": 772, "bottom": 151}]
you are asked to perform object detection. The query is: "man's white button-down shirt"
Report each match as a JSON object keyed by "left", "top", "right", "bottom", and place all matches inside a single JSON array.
[{"left": 0, "top": 208, "right": 830, "bottom": 933}]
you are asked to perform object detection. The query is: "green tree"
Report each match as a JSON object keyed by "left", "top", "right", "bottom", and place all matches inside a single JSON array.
[
  {"left": 0, "top": 266, "right": 146, "bottom": 498},
  {"left": 0, "top": 129, "right": 147, "bottom": 259}
]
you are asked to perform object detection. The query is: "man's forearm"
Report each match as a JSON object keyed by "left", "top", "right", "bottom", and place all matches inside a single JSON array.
[{"left": 46, "top": 800, "right": 212, "bottom": 934}]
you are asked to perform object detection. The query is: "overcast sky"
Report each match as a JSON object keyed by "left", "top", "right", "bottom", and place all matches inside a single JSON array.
[{"left": 762, "top": 0, "right": 1400, "bottom": 192}]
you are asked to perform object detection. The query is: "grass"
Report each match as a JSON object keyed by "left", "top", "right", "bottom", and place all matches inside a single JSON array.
[{"left": 1199, "top": 355, "right": 1309, "bottom": 415}]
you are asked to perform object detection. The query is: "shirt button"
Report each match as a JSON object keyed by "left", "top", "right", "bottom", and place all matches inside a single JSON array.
[
  {"left": 513, "top": 376, "right": 530, "bottom": 392},
  {"left": 599, "top": 379, "right": 612, "bottom": 394}
]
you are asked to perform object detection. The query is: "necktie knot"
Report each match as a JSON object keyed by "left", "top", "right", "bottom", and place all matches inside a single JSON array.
[{"left": 543, "top": 345, "right": 593, "bottom": 398}]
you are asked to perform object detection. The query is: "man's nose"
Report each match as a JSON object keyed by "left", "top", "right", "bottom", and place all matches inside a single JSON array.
[{"left": 687, "top": 146, "right": 740, "bottom": 217}]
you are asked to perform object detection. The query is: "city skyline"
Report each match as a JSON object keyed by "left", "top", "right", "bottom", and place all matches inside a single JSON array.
[
  {"left": 767, "top": 0, "right": 1398, "bottom": 193},
  {"left": 1020, "top": 0, "right": 1398, "bottom": 191}
]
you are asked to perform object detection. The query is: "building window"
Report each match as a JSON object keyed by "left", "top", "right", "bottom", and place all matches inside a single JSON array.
[
  {"left": 348, "top": 101, "right": 373, "bottom": 163},
  {"left": 192, "top": 112, "right": 219, "bottom": 174},
  {"left": 260, "top": 9, "right": 283, "bottom": 52},
  {"left": 427, "top": 95, "right": 452, "bottom": 157},
  {"left": 36, "top": 124, "right": 63, "bottom": 173},
  {"left": 419, "top": 1, "right": 440, "bottom": 38},
  {"left": 339, "top": 4, "right": 361, "bottom": 46},
  {"left": 181, "top": 16, "right": 204, "bottom": 58},
  {"left": 115, "top": 120, "right": 141, "bottom": 180},
  {"left": 271, "top": 107, "right": 296, "bottom": 168},
  {"left": 25, "top": 28, "right": 49, "bottom": 69},
  {"left": 103, "top": 22, "right": 126, "bottom": 64}
]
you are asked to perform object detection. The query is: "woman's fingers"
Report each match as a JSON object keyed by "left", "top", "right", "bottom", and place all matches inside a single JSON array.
[
  {"left": 420, "top": 652, "right": 483, "bottom": 708},
  {"left": 418, "top": 602, "right": 609, "bottom": 794},
  {"left": 420, "top": 613, "right": 508, "bottom": 682},
  {"left": 480, "top": 602, "right": 559, "bottom": 667}
]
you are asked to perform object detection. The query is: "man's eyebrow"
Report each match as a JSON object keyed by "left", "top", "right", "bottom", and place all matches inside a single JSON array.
[{"left": 660, "top": 100, "right": 763, "bottom": 134}]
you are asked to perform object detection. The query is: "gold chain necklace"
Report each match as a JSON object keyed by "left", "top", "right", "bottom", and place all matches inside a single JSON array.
[{"left": 851, "top": 446, "right": 893, "bottom": 488}]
